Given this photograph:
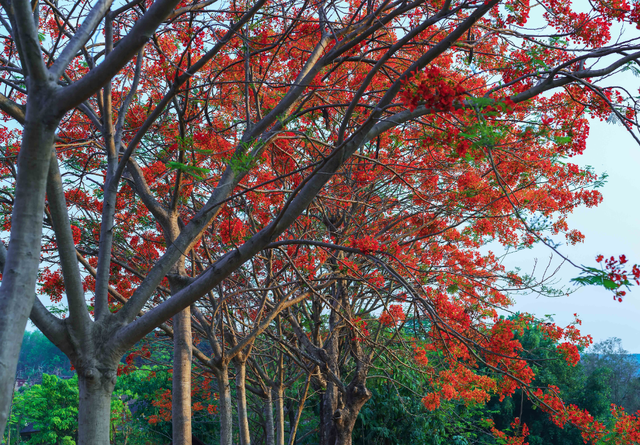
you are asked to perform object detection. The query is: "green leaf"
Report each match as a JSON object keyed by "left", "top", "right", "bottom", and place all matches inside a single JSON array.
[
  {"left": 166, "top": 161, "right": 210, "bottom": 180},
  {"left": 553, "top": 136, "right": 572, "bottom": 145},
  {"left": 467, "top": 97, "right": 494, "bottom": 107}
]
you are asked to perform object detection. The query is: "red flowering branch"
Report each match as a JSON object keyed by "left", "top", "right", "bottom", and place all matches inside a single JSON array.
[{"left": 572, "top": 254, "right": 640, "bottom": 301}]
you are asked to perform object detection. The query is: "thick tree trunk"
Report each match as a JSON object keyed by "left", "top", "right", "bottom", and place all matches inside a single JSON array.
[
  {"left": 320, "top": 380, "right": 340, "bottom": 445},
  {"left": 0, "top": 112, "right": 57, "bottom": 435},
  {"left": 167, "top": 248, "right": 191, "bottom": 445},
  {"left": 215, "top": 366, "right": 233, "bottom": 445},
  {"left": 264, "top": 390, "right": 275, "bottom": 445},
  {"left": 326, "top": 382, "right": 372, "bottom": 445},
  {"left": 318, "top": 284, "right": 372, "bottom": 445},
  {"left": 331, "top": 406, "right": 364, "bottom": 445},
  {"left": 236, "top": 360, "right": 251, "bottom": 445},
  {"left": 172, "top": 307, "right": 193, "bottom": 445},
  {"left": 334, "top": 421, "right": 355, "bottom": 445},
  {"left": 77, "top": 369, "right": 117, "bottom": 445}
]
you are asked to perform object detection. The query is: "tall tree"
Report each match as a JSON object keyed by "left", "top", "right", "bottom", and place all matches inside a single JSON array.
[
  {"left": 581, "top": 338, "right": 640, "bottom": 413},
  {"left": 0, "top": 0, "right": 189, "bottom": 436}
]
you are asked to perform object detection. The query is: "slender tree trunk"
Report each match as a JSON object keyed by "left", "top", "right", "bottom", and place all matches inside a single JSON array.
[
  {"left": 287, "top": 401, "right": 295, "bottom": 445},
  {"left": 287, "top": 372, "right": 311, "bottom": 445},
  {"left": 275, "top": 386, "right": 285, "bottom": 445},
  {"left": 0, "top": 112, "right": 57, "bottom": 434},
  {"left": 215, "top": 366, "right": 233, "bottom": 445},
  {"left": 320, "top": 305, "right": 341, "bottom": 445},
  {"left": 264, "top": 390, "right": 275, "bottom": 445},
  {"left": 77, "top": 369, "right": 117, "bottom": 445},
  {"left": 167, "top": 237, "right": 191, "bottom": 445},
  {"left": 236, "top": 359, "right": 251, "bottom": 445},
  {"left": 172, "top": 307, "right": 192, "bottom": 445}
]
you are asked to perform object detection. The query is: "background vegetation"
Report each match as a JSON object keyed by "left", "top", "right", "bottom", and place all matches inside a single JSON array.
[{"left": 5, "top": 327, "right": 638, "bottom": 445}]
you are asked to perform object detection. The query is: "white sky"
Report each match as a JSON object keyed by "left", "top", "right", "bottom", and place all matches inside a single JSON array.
[
  {"left": 505, "top": 114, "right": 640, "bottom": 352},
  {"left": 491, "top": 1, "right": 640, "bottom": 353}
]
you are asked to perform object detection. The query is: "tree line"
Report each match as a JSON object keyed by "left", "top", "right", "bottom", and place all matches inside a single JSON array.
[{"left": 6, "top": 330, "right": 640, "bottom": 445}]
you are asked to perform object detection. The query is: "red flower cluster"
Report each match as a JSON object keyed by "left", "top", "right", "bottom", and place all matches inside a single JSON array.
[
  {"left": 39, "top": 268, "right": 65, "bottom": 303},
  {"left": 557, "top": 342, "right": 581, "bottom": 366},
  {"left": 149, "top": 373, "right": 218, "bottom": 425},
  {"left": 117, "top": 345, "right": 152, "bottom": 376},
  {"left": 629, "top": 2, "right": 640, "bottom": 28},
  {"left": 413, "top": 345, "right": 429, "bottom": 367},
  {"left": 70, "top": 225, "right": 81, "bottom": 245},
  {"left": 351, "top": 235, "right": 380, "bottom": 255},
  {"left": 351, "top": 317, "right": 369, "bottom": 341},
  {"left": 596, "top": 254, "right": 640, "bottom": 300},
  {"left": 399, "top": 67, "right": 465, "bottom": 112},
  {"left": 488, "top": 417, "right": 530, "bottom": 445},
  {"left": 379, "top": 304, "right": 405, "bottom": 327},
  {"left": 532, "top": 386, "right": 640, "bottom": 443}
]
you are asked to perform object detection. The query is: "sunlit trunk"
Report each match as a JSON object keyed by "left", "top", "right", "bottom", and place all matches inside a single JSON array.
[
  {"left": 236, "top": 360, "right": 251, "bottom": 445},
  {"left": 275, "top": 385, "right": 285, "bottom": 445},
  {"left": 215, "top": 366, "right": 233, "bottom": 445},
  {"left": 172, "top": 307, "right": 192, "bottom": 445}
]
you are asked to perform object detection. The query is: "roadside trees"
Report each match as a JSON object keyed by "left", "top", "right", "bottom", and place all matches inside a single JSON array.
[{"left": 2, "top": 0, "right": 640, "bottom": 442}]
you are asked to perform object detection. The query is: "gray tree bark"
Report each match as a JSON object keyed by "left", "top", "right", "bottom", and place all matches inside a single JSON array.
[
  {"left": 235, "top": 358, "right": 251, "bottom": 445},
  {"left": 172, "top": 307, "right": 193, "bottom": 445},
  {"left": 0, "top": 103, "right": 57, "bottom": 434},
  {"left": 264, "top": 390, "right": 275, "bottom": 445},
  {"left": 77, "top": 367, "right": 117, "bottom": 445},
  {"left": 215, "top": 365, "right": 233, "bottom": 445},
  {"left": 329, "top": 382, "right": 372, "bottom": 445}
]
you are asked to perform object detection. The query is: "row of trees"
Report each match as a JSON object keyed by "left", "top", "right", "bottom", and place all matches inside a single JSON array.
[
  {"left": 2, "top": 0, "right": 640, "bottom": 443},
  {"left": 16, "top": 331, "right": 72, "bottom": 381},
  {"left": 7, "top": 331, "right": 640, "bottom": 445}
]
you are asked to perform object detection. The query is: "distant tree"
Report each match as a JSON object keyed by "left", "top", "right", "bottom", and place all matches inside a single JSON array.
[
  {"left": 488, "top": 319, "right": 613, "bottom": 445},
  {"left": 581, "top": 338, "right": 640, "bottom": 414},
  {"left": 7, "top": 374, "right": 79, "bottom": 445},
  {"left": 17, "top": 330, "right": 72, "bottom": 380}
]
